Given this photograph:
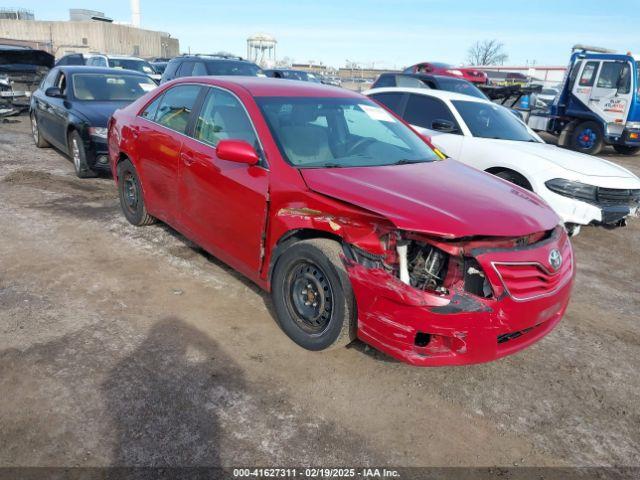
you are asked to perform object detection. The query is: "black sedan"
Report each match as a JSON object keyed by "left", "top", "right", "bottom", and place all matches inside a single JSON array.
[{"left": 29, "top": 66, "right": 156, "bottom": 177}]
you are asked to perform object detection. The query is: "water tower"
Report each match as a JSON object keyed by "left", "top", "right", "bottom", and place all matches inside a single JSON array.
[{"left": 247, "top": 33, "right": 277, "bottom": 67}]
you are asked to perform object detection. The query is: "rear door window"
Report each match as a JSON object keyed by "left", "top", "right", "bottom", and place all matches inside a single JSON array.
[
  {"left": 177, "top": 61, "right": 195, "bottom": 77},
  {"left": 155, "top": 84, "right": 202, "bottom": 134},
  {"left": 369, "top": 92, "right": 405, "bottom": 115}
]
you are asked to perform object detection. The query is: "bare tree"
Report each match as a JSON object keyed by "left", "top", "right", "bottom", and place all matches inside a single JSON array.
[{"left": 466, "top": 39, "right": 508, "bottom": 66}]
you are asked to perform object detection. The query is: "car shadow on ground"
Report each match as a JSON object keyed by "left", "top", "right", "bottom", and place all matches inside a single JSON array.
[{"left": 101, "top": 316, "right": 244, "bottom": 466}]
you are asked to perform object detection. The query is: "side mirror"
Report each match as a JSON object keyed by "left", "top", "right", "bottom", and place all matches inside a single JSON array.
[
  {"left": 216, "top": 139, "right": 260, "bottom": 165},
  {"left": 431, "top": 119, "right": 457, "bottom": 133},
  {"left": 45, "top": 87, "right": 64, "bottom": 98}
]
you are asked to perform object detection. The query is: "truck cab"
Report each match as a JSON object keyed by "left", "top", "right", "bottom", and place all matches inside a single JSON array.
[{"left": 529, "top": 45, "right": 640, "bottom": 155}]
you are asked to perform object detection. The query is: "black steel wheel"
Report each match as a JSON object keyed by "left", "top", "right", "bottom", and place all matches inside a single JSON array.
[
  {"left": 117, "top": 159, "right": 156, "bottom": 226},
  {"left": 271, "top": 238, "right": 356, "bottom": 351}
]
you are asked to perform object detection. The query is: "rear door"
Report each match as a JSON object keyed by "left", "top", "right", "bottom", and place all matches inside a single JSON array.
[
  {"left": 135, "top": 83, "right": 202, "bottom": 224},
  {"left": 589, "top": 60, "right": 633, "bottom": 135},
  {"left": 178, "top": 86, "right": 269, "bottom": 277}
]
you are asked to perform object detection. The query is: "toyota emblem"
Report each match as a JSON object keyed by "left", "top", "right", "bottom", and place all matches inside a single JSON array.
[{"left": 549, "top": 249, "right": 562, "bottom": 271}]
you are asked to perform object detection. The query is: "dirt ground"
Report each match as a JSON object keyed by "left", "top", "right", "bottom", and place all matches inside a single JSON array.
[{"left": 0, "top": 116, "right": 638, "bottom": 469}]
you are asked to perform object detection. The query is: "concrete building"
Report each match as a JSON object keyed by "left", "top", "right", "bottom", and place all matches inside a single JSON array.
[
  {"left": 0, "top": 8, "right": 179, "bottom": 59},
  {"left": 247, "top": 33, "right": 277, "bottom": 67}
]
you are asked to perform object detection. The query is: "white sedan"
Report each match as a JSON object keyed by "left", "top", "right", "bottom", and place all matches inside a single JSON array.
[{"left": 365, "top": 87, "right": 640, "bottom": 235}]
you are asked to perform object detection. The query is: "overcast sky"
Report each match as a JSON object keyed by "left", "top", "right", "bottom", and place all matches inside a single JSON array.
[{"left": 13, "top": 0, "right": 640, "bottom": 68}]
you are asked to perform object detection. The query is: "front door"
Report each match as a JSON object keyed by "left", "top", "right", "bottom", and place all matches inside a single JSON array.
[
  {"left": 589, "top": 60, "right": 633, "bottom": 135},
  {"left": 178, "top": 87, "right": 269, "bottom": 278}
]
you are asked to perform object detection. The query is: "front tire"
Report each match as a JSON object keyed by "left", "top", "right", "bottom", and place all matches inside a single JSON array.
[
  {"left": 271, "top": 239, "right": 356, "bottom": 351},
  {"left": 68, "top": 131, "right": 96, "bottom": 178},
  {"left": 613, "top": 145, "right": 640, "bottom": 156},
  {"left": 570, "top": 121, "right": 603, "bottom": 155},
  {"left": 31, "top": 113, "right": 50, "bottom": 148},
  {"left": 116, "top": 159, "right": 156, "bottom": 226},
  {"left": 493, "top": 170, "right": 532, "bottom": 190}
]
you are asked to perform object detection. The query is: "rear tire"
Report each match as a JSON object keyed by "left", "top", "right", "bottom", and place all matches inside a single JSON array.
[
  {"left": 117, "top": 159, "right": 156, "bottom": 226},
  {"left": 68, "top": 131, "right": 96, "bottom": 178},
  {"left": 493, "top": 169, "right": 533, "bottom": 191},
  {"left": 271, "top": 238, "right": 356, "bottom": 351},
  {"left": 570, "top": 121, "right": 603, "bottom": 155},
  {"left": 613, "top": 145, "right": 640, "bottom": 155},
  {"left": 31, "top": 113, "right": 50, "bottom": 148}
]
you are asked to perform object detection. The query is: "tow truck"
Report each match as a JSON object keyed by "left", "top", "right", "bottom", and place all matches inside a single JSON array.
[{"left": 528, "top": 45, "right": 640, "bottom": 155}]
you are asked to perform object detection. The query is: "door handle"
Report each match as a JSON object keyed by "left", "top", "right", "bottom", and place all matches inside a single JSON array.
[
  {"left": 180, "top": 151, "right": 194, "bottom": 166},
  {"left": 130, "top": 128, "right": 139, "bottom": 139}
]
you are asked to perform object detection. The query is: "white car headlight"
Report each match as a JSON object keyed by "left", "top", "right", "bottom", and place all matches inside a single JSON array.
[{"left": 625, "top": 121, "right": 640, "bottom": 130}]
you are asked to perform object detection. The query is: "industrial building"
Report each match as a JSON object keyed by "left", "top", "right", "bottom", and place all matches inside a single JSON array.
[{"left": 0, "top": 6, "right": 179, "bottom": 59}]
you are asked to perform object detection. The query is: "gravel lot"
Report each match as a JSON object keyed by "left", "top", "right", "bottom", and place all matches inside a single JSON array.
[{"left": 1, "top": 116, "right": 638, "bottom": 469}]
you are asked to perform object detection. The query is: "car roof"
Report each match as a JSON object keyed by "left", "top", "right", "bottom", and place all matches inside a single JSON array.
[
  {"left": 169, "top": 76, "right": 360, "bottom": 98},
  {"left": 54, "top": 66, "right": 150, "bottom": 76},
  {"left": 365, "top": 86, "right": 488, "bottom": 103}
]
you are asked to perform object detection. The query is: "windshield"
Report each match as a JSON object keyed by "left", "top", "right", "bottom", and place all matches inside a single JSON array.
[
  {"left": 452, "top": 100, "right": 539, "bottom": 142},
  {"left": 72, "top": 73, "right": 156, "bottom": 101},
  {"left": 109, "top": 58, "right": 155, "bottom": 75},
  {"left": 206, "top": 61, "right": 263, "bottom": 76},
  {"left": 257, "top": 97, "right": 440, "bottom": 168},
  {"left": 540, "top": 88, "right": 558, "bottom": 96},
  {"left": 436, "top": 77, "right": 487, "bottom": 99}
]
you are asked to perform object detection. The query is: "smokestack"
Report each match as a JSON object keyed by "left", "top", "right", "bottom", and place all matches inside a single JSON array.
[{"left": 130, "top": 0, "right": 141, "bottom": 27}]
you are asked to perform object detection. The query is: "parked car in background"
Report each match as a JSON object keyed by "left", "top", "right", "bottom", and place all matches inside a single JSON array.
[
  {"left": 30, "top": 66, "right": 156, "bottom": 177},
  {"left": 55, "top": 53, "right": 87, "bottom": 66},
  {"left": 150, "top": 61, "right": 169, "bottom": 75},
  {"left": 85, "top": 54, "right": 161, "bottom": 83},
  {"left": 1, "top": 48, "right": 54, "bottom": 111},
  {"left": 372, "top": 72, "right": 488, "bottom": 99},
  {"left": 160, "top": 54, "right": 264, "bottom": 83},
  {"left": 404, "top": 62, "right": 488, "bottom": 84},
  {"left": 366, "top": 87, "right": 640, "bottom": 235},
  {"left": 264, "top": 68, "right": 322, "bottom": 83},
  {"left": 532, "top": 86, "right": 559, "bottom": 108},
  {"left": 108, "top": 76, "right": 573, "bottom": 366}
]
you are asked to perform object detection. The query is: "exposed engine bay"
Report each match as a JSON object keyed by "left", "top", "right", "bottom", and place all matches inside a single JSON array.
[{"left": 0, "top": 49, "right": 54, "bottom": 115}]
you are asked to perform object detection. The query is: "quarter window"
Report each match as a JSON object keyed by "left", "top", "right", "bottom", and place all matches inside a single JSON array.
[
  {"left": 155, "top": 85, "right": 201, "bottom": 134},
  {"left": 404, "top": 94, "right": 459, "bottom": 132},
  {"left": 578, "top": 61, "right": 599, "bottom": 87},
  {"left": 140, "top": 95, "right": 163, "bottom": 121},
  {"left": 194, "top": 88, "right": 257, "bottom": 147}
]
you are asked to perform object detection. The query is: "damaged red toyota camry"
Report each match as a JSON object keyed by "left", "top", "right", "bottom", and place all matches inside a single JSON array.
[{"left": 108, "top": 77, "right": 574, "bottom": 366}]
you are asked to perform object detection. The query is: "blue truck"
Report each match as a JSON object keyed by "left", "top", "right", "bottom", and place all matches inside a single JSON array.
[{"left": 528, "top": 45, "right": 640, "bottom": 155}]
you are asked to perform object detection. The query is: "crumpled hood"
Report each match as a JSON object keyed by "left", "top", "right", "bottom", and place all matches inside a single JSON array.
[
  {"left": 485, "top": 140, "right": 636, "bottom": 178},
  {"left": 300, "top": 159, "right": 559, "bottom": 238}
]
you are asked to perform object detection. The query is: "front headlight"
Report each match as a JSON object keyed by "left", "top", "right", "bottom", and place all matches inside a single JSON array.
[
  {"left": 545, "top": 178, "right": 597, "bottom": 202},
  {"left": 625, "top": 121, "right": 640, "bottom": 130},
  {"left": 88, "top": 127, "right": 108, "bottom": 139}
]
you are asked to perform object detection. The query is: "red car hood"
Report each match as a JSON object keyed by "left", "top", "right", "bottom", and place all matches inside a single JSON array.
[{"left": 300, "top": 160, "right": 559, "bottom": 238}]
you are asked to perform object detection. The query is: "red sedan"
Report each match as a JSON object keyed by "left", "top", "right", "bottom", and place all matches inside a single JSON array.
[
  {"left": 108, "top": 77, "right": 573, "bottom": 366},
  {"left": 404, "top": 62, "right": 488, "bottom": 84}
]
